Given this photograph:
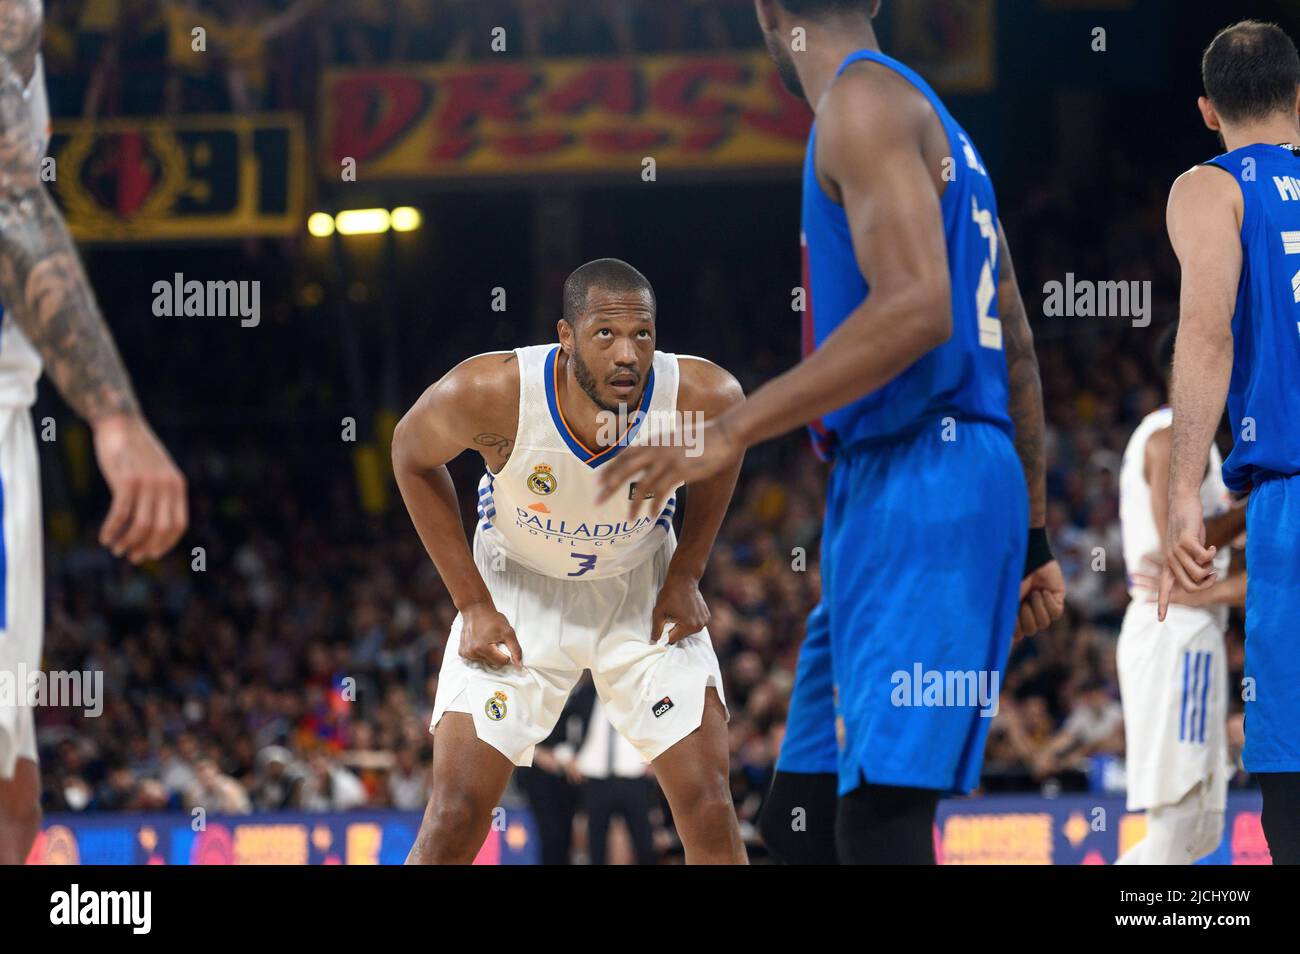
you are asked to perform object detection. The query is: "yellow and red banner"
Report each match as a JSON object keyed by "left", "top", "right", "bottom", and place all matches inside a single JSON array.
[
  {"left": 320, "top": 52, "right": 811, "bottom": 181},
  {"left": 49, "top": 113, "right": 305, "bottom": 243}
]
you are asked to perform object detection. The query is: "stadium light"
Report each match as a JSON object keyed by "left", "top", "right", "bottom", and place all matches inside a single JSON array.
[
  {"left": 307, "top": 212, "right": 335, "bottom": 237},
  {"left": 390, "top": 206, "right": 422, "bottom": 232},
  {"left": 335, "top": 208, "right": 391, "bottom": 236},
  {"left": 309, "top": 208, "right": 423, "bottom": 237}
]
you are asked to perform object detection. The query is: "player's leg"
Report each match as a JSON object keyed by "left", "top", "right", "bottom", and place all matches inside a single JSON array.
[
  {"left": 406, "top": 712, "right": 515, "bottom": 864},
  {"left": 594, "top": 535, "right": 745, "bottom": 863},
  {"left": 0, "top": 712, "right": 41, "bottom": 865},
  {"left": 1258, "top": 773, "right": 1300, "bottom": 865},
  {"left": 411, "top": 535, "right": 582, "bottom": 863},
  {"left": 834, "top": 782, "right": 941, "bottom": 864},
  {"left": 649, "top": 687, "right": 746, "bottom": 863},
  {"left": 1242, "top": 475, "right": 1300, "bottom": 864},
  {"left": 1116, "top": 778, "right": 1225, "bottom": 866},
  {"left": 758, "top": 602, "right": 839, "bottom": 864},
  {"left": 0, "top": 411, "right": 43, "bottom": 865},
  {"left": 827, "top": 421, "right": 1027, "bottom": 863},
  {"left": 759, "top": 770, "right": 838, "bottom": 864},
  {"left": 1116, "top": 616, "right": 1228, "bottom": 865}
]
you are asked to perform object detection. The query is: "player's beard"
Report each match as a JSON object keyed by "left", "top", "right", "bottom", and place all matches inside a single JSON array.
[
  {"left": 764, "top": 32, "right": 805, "bottom": 99},
  {"left": 571, "top": 346, "right": 638, "bottom": 416}
]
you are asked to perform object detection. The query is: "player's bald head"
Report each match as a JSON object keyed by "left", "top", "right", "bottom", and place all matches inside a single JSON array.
[
  {"left": 1202, "top": 20, "right": 1300, "bottom": 124},
  {"left": 562, "top": 258, "right": 656, "bottom": 325}
]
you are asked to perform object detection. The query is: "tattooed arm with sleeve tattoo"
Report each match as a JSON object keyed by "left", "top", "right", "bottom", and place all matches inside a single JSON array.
[{"left": 0, "top": 0, "right": 186, "bottom": 563}]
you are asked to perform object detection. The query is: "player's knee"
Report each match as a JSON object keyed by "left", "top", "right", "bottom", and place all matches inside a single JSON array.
[
  {"left": 681, "top": 786, "right": 737, "bottom": 840},
  {"left": 424, "top": 791, "right": 489, "bottom": 858}
]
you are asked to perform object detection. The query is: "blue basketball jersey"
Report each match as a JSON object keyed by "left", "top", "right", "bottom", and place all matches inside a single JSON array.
[
  {"left": 800, "top": 50, "right": 1012, "bottom": 459},
  {"left": 1203, "top": 143, "right": 1300, "bottom": 492}
]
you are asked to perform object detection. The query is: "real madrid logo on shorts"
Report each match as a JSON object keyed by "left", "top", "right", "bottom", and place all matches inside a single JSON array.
[
  {"left": 527, "top": 463, "right": 557, "bottom": 495},
  {"left": 485, "top": 690, "right": 508, "bottom": 721}
]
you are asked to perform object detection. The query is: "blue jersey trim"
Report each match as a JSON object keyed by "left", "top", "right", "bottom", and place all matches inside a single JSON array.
[{"left": 542, "top": 345, "right": 655, "bottom": 469}]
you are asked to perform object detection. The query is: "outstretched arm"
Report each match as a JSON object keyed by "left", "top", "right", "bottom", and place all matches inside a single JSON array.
[
  {"left": 1159, "top": 165, "right": 1242, "bottom": 618},
  {"left": 598, "top": 68, "right": 950, "bottom": 510},
  {"left": 0, "top": 1, "right": 185, "bottom": 563}
]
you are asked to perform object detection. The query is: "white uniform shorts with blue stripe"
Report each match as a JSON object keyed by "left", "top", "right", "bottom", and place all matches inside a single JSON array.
[
  {"left": 430, "top": 530, "right": 726, "bottom": 767},
  {"left": 1116, "top": 600, "right": 1230, "bottom": 812},
  {"left": 0, "top": 408, "right": 42, "bottom": 779}
]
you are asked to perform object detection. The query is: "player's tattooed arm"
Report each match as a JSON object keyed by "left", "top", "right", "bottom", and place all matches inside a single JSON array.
[
  {"left": 996, "top": 221, "right": 1047, "bottom": 527},
  {"left": 0, "top": 0, "right": 142, "bottom": 422}
]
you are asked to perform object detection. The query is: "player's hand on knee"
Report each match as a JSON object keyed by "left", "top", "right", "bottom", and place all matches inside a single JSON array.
[
  {"left": 459, "top": 603, "right": 523, "bottom": 667},
  {"left": 651, "top": 569, "right": 709, "bottom": 644},
  {"left": 94, "top": 412, "right": 189, "bottom": 564}
]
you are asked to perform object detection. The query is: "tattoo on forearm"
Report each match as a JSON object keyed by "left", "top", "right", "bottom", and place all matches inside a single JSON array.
[
  {"left": 0, "top": 16, "right": 141, "bottom": 422},
  {"left": 474, "top": 433, "right": 513, "bottom": 459}
]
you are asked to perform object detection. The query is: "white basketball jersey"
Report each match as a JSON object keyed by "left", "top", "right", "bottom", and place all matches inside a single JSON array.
[
  {"left": 1119, "top": 406, "right": 1232, "bottom": 625},
  {"left": 0, "top": 55, "right": 51, "bottom": 410},
  {"left": 475, "top": 344, "right": 684, "bottom": 581}
]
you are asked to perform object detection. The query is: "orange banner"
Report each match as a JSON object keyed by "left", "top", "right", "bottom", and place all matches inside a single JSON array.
[{"left": 321, "top": 53, "right": 811, "bottom": 180}]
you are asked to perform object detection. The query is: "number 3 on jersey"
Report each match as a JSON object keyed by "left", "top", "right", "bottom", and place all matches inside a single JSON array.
[
  {"left": 568, "top": 553, "right": 597, "bottom": 577},
  {"left": 971, "top": 197, "right": 1002, "bottom": 350}
]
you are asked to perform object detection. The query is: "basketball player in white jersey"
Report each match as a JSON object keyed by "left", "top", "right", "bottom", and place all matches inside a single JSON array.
[
  {"left": 1115, "top": 327, "right": 1245, "bottom": 865},
  {"left": 394, "top": 258, "right": 747, "bottom": 863},
  {"left": 0, "top": 1, "right": 187, "bottom": 864}
]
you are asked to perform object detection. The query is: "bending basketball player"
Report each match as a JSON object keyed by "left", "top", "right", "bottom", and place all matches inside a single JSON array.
[{"left": 394, "top": 259, "right": 747, "bottom": 864}]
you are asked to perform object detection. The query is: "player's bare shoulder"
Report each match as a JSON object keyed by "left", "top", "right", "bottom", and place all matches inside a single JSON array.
[
  {"left": 675, "top": 354, "right": 744, "bottom": 421},
  {"left": 1168, "top": 163, "right": 1244, "bottom": 230},
  {"left": 393, "top": 351, "right": 521, "bottom": 472},
  {"left": 441, "top": 351, "right": 520, "bottom": 463}
]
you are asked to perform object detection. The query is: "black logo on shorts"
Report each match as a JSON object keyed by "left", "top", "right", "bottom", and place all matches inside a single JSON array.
[{"left": 652, "top": 696, "right": 674, "bottom": 718}]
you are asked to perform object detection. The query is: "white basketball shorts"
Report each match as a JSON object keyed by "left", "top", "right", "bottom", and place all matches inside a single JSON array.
[
  {"left": 430, "top": 530, "right": 726, "bottom": 766},
  {"left": 1117, "top": 600, "right": 1231, "bottom": 812},
  {"left": 0, "top": 407, "right": 42, "bottom": 779}
]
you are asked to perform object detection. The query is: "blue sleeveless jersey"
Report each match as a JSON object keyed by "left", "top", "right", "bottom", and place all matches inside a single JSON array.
[
  {"left": 1204, "top": 143, "right": 1300, "bottom": 492},
  {"left": 800, "top": 50, "right": 1012, "bottom": 459}
]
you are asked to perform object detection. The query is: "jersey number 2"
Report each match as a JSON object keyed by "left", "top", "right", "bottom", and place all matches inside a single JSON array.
[{"left": 971, "top": 198, "right": 1002, "bottom": 350}]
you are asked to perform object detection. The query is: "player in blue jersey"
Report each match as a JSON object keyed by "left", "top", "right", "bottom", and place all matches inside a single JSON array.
[
  {"left": 1160, "top": 20, "right": 1300, "bottom": 865},
  {"left": 598, "top": 0, "right": 1063, "bottom": 863}
]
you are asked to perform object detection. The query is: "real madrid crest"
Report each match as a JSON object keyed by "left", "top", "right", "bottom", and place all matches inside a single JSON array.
[
  {"left": 527, "top": 463, "right": 557, "bottom": 495},
  {"left": 485, "top": 690, "right": 508, "bottom": 721}
]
